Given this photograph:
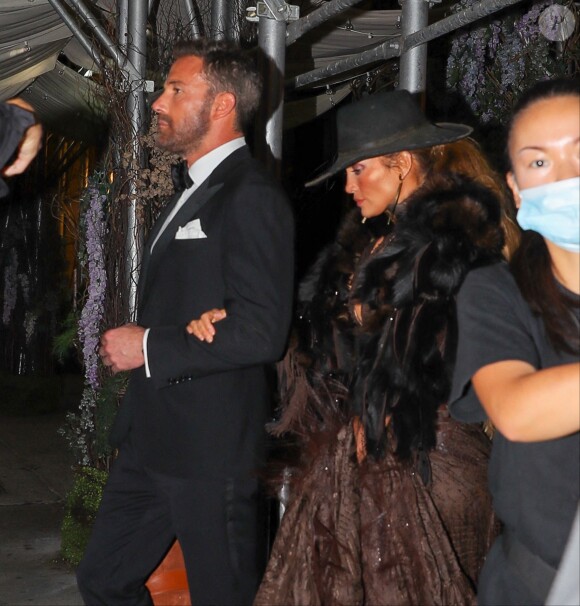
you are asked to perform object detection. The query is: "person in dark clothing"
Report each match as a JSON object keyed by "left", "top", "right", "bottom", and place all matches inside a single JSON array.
[
  {"left": 449, "top": 78, "right": 580, "bottom": 606},
  {"left": 190, "top": 90, "right": 514, "bottom": 605},
  {"left": 0, "top": 98, "right": 42, "bottom": 197},
  {"left": 76, "top": 39, "right": 294, "bottom": 606}
]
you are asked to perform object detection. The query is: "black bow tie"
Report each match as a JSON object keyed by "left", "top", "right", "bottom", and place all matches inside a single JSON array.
[{"left": 171, "top": 161, "right": 194, "bottom": 192}]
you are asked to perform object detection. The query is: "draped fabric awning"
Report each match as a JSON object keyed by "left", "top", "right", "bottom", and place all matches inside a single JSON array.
[
  {"left": 0, "top": 0, "right": 105, "bottom": 141},
  {"left": 0, "top": 1, "right": 401, "bottom": 139}
]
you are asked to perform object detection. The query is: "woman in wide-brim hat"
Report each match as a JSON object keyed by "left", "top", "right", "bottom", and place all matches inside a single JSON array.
[{"left": 189, "top": 90, "right": 516, "bottom": 604}]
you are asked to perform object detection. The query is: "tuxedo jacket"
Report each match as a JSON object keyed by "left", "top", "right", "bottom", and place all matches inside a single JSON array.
[{"left": 110, "top": 146, "right": 295, "bottom": 479}]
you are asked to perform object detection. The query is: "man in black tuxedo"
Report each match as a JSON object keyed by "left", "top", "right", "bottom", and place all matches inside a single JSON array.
[{"left": 76, "top": 39, "right": 294, "bottom": 606}]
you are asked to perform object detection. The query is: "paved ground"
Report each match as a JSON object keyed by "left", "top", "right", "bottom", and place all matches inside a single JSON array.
[{"left": 0, "top": 412, "right": 83, "bottom": 606}]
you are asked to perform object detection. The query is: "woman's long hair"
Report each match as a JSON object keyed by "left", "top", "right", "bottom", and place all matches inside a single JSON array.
[
  {"left": 411, "top": 138, "right": 520, "bottom": 258},
  {"left": 511, "top": 231, "right": 579, "bottom": 354},
  {"left": 507, "top": 78, "right": 580, "bottom": 354}
]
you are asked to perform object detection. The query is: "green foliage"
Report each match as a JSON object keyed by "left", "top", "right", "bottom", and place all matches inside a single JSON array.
[
  {"left": 53, "top": 310, "right": 79, "bottom": 364},
  {"left": 60, "top": 466, "right": 108, "bottom": 566},
  {"left": 60, "top": 373, "right": 127, "bottom": 470},
  {"left": 94, "top": 373, "right": 127, "bottom": 461}
]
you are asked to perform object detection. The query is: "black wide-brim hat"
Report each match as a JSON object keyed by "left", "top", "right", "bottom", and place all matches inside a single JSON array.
[{"left": 305, "top": 89, "right": 472, "bottom": 187}]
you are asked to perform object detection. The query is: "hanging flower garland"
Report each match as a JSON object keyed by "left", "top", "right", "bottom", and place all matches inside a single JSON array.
[
  {"left": 2, "top": 251, "right": 18, "bottom": 326},
  {"left": 78, "top": 174, "right": 108, "bottom": 390},
  {"left": 446, "top": 0, "right": 577, "bottom": 124},
  {"left": 60, "top": 173, "right": 109, "bottom": 467}
]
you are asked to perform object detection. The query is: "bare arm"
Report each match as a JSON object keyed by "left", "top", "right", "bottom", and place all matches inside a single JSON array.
[
  {"left": 472, "top": 360, "right": 580, "bottom": 442},
  {"left": 2, "top": 99, "right": 43, "bottom": 176}
]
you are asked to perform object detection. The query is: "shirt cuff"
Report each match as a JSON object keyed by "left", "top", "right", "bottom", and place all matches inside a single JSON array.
[{"left": 143, "top": 328, "right": 151, "bottom": 378}]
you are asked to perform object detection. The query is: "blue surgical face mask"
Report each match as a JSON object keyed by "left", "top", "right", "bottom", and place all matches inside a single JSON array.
[{"left": 516, "top": 176, "right": 580, "bottom": 253}]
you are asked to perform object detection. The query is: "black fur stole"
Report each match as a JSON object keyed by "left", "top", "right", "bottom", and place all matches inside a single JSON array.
[
  {"left": 352, "top": 175, "right": 504, "bottom": 464},
  {"left": 274, "top": 174, "right": 504, "bottom": 478}
]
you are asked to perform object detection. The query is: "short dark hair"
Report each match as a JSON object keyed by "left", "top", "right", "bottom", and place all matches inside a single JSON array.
[
  {"left": 511, "top": 77, "right": 579, "bottom": 121},
  {"left": 172, "top": 38, "right": 262, "bottom": 135},
  {"left": 507, "top": 77, "right": 580, "bottom": 169}
]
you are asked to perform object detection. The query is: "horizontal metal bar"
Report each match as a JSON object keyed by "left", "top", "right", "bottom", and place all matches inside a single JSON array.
[
  {"left": 291, "top": 0, "right": 525, "bottom": 90},
  {"left": 403, "top": 0, "right": 523, "bottom": 51},
  {"left": 286, "top": 0, "right": 365, "bottom": 45}
]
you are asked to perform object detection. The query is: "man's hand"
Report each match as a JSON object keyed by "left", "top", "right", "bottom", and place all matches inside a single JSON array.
[
  {"left": 3, "top": 98, "right": 43, "bottom": 177},
  {"left": 99, "top": 324, "right": 146, "bottom": 373}
]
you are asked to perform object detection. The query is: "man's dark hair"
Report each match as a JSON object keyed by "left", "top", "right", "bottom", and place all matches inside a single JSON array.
[{"left": 173, "top": 38, "right": 262, "bottom": 135}]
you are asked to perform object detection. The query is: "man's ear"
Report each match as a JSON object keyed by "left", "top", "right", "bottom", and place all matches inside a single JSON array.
[
  {"left": 506, "top": 172, "right": 521, "bottom": 208},
  {"left": 212, "top": 92, "right": 236, "bottom": 120}
]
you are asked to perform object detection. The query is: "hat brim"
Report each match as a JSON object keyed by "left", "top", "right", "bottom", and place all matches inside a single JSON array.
[{"left": 305, "top": 122, "right": 473, "bottom": 187}]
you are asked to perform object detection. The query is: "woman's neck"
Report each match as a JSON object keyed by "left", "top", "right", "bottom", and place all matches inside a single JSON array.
[{"left": 547, "top": 240, "right": 580, "bottom": 294}]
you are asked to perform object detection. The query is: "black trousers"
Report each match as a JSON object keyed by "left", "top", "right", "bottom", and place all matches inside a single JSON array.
[{"left": 76, "top": 439, "right": 265, "bottom": 606}]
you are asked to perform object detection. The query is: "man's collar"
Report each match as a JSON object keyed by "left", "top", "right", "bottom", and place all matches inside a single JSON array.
[{"left": 189, "top": 137, "right": 246, "bottom": 186}]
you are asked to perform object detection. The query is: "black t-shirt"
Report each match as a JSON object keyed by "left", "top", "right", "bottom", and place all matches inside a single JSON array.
[{"left": 449, "top": 262, "right": 579, "bottom": 597}]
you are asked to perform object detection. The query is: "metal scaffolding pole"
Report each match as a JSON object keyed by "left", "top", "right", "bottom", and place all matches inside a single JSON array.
[
  {"left": 118, "top": 0, "right": 129, "bottom": 53},
  {"left": 291, "top": 0, "right": 524, "bottom": 90},
  {"left": 64, "top": 0, "right": 140, "bottom": 82},
  {"left": 211, "top": 0, "right": 232, "bottom": 40},
  {"left": 125, "top": 0, "right": 148, "bottom": 318},
  {"left": 258, "top": 19, "right": 287, "bottom": 177},
  {"left": 47, "top": 0, "right": 103, "bottom": 69},
  {"left": 182, "top": 0, "right": 202, "bottom": 38},
  {"left": 256, "top": 0, "right": 299, "bottom": 178},
  {"left": 398, "top": 0, "right": 429, "bottom": 93}
]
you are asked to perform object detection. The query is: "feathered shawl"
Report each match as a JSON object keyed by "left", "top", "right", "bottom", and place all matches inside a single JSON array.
[{"left": 273, "top": 174, "right": 504, "bottom": 480}]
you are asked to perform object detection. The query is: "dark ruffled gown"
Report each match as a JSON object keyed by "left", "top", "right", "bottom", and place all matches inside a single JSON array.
[
  {"left": 255, "top": 411, "right": 496, "bottom": 606},
  {"left": 255, "top": 180, "right": 505, "bottom": 606}
]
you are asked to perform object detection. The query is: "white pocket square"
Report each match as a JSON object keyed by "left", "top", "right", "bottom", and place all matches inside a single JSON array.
[{"left": 175, "top": 219, "right": 207, "bottom": 240}]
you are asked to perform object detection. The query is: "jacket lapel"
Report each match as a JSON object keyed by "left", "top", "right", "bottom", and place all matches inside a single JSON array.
[
  {"left": 137, "top": 180, "right": 224, "bottom": 311},
  {"left": 136, "top": 146, "right": 251, "bottom": 313},
  {"left": 137, "top": 190, "right": 181, "bottom": 294}
]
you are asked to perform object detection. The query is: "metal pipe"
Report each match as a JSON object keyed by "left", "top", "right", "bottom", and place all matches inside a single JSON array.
[
  {"left": 291, "top": 0, "right": 524, "bottom": 90},
  {"left": 124, "top": 0, "right": 148, "bottom": 318},
  {"left": 286, "top": 0, "right": 364, "bottom": 46},
  {"left": 257, "top": 14, "right": 287, "bottom": 179},
  {"left": 211, "top": 0, "right": 231, "bottom": 40},
  {"left": 117, "top": 0, "right": 129, "bottom": 53},
  {"left": 65, "top": 0, "right": 139, "bottom": 81},
  {"left": 46, "top": 0, "right": 103, "bottom": 69},
  {"left": 127, "top": 0, "right": 147, "bottom": 77},
  {"left": 398, "top": 0, "right": 429, "bottom": 93},
  {"left": 182, "top": 0, "right": 202, "bottom": 38}
]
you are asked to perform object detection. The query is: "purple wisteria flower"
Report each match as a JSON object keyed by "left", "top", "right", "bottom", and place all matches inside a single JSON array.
[
  {"left": 446, "top": 0, "right": 567, "bottom": 123},
  {"left": 2, "top": 251, "right": 18, "bottom": 325},
  {"left": 78, "top": 177, "right": 108, "bottom": 389}
]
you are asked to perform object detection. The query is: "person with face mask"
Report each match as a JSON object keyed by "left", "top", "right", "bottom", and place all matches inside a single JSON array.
[{"left": 449, "top": 78, "right": 580, "bottom": 606}]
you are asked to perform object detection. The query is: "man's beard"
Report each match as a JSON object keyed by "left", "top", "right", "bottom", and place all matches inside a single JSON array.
[{"left": 155, "top": 94, "right": 213, "bottom": 156}]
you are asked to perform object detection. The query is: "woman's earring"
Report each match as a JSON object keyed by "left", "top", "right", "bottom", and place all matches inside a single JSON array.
[{"left": 385, "top": 174, "right": 404, "bottom": 225}]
